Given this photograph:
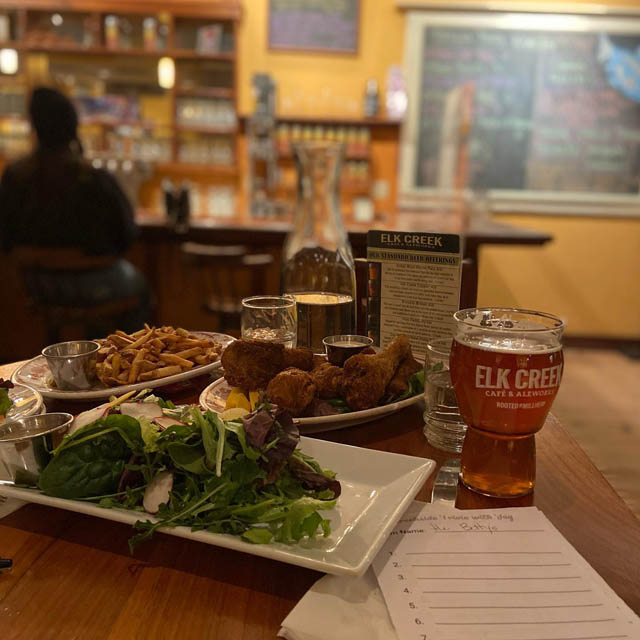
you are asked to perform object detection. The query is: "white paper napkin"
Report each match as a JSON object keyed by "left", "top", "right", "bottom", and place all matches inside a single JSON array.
[{"left": 278, "top": 568, "right": 399, "bottom": 640}]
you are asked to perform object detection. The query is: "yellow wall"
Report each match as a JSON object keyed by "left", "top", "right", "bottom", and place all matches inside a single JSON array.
[
  {"left": 477, "top": 216, "right": 640, "bottom": 338},
  {"left": 237, "top": 0, "right": 405, "bottom": 117},
  {"left": 237, "top": 0, "right": 640, "bottom": 339}
]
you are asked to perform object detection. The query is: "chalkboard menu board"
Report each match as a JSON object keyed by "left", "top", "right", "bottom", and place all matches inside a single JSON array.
[
  {"left": 400, "top": 13, "right": 640, "bottom": 215},
  {"left": 269, "top": 0, "right": 359, "bottom": 53}
]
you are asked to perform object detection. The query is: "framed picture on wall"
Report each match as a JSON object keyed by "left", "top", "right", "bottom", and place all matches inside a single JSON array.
[{"left": 268, "top": 0, "right": 360, "bottom": 54}]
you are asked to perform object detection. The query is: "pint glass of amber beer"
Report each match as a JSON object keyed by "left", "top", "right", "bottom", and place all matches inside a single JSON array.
[{"left": 450, "top": 308, "right": 564, "bottom": 497}]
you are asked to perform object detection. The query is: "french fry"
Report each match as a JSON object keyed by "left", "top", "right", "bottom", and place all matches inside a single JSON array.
[
  {"left": 112, "top": 353, "right": 121, "bottom": 378},
  {"left": 128, "top": 328, "right": 155, "bottom": 350},
  {"left": 107, "top": 334, "right": 133, "bottom": 348},
  {"left": 128, "top": 348, "right": 148, "bottom": 384},
  {"left": 174, "top": 347, "right": 203, "bottom": 359},
  {"left": 175, "top": 339, "right": 211, "bottom": 348},
  {"left": 159, "top": 353, "right": 195, "bottom": 369},
  {"left": 139, "top": 365, "right": 181, "bottom": 381}
]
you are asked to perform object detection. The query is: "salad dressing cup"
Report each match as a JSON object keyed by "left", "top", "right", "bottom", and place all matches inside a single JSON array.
[
  {"left": 0, "top": 413, "right": 73, "bottom": 484},
  {"left": 42, "top": 341, "right": 100, "bottom": 390}
]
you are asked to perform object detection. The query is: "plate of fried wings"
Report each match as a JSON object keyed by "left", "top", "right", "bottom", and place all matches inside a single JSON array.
[
  {"left": 199, "top": 335, "right": 425, "bottom": 433},
  {"left": 12, "top": 327, "right": 235, "bottom": 401}
]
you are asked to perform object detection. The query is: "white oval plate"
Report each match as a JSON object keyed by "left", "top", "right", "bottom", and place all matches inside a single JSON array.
[
  {"left": 12, "top": 332, "right": 235, "bottom": 402},
  {"left": 1, "top": 383, "right": 44, "bottom": 423},
  {"left": 199, "top": 377, "right": 424, "bottom": 434}
]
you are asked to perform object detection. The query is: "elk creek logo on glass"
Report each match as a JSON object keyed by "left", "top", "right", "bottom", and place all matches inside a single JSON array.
[{"left": 474, "top": 364, "right": 563, "bottom": 396}]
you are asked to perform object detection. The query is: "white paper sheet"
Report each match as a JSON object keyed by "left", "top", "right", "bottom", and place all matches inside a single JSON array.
[{"left": 373, "top": 504, "right": 639, "bottom": 640}]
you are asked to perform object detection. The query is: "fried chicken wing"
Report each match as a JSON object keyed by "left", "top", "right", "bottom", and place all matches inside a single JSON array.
[
  {"left": 221, "top": 339, "right": 285, "bottom": 390},
  {"left": 311, "top": 362, "right": 344, "bottom": 399},
  {"left": 265, "top": 368, "right": 316, "bottom": 417},
  {"left": 341, "top": 335, "right": 411, "bottom": 410},
  {"left": 283, "top": 347, "right": 314, "bottom": 371},
  {"left": 386, "top": 352, "right": 421, "bottom": 397}
]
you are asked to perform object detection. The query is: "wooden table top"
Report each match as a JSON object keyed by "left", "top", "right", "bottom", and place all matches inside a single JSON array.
[{"left": 1, "top": 361, "right": 639, "bottom": 639}]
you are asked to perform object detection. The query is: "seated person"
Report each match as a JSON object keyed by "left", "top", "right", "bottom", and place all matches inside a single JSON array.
[{"left": 0, "top": 87, "right": 152, "bottom": 334}]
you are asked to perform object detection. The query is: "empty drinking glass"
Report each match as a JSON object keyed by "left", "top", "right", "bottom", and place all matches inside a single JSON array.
[
  {"left": 241, "top": 295, "right": 297, "bottom": 347},
  {"left": 423, "top": 337, "right": 468, "bottom": 453}
]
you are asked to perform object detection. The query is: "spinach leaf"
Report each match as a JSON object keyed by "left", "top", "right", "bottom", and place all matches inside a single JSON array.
[{"left": 39, "top": 415, "right": 142, "bottom": 499}]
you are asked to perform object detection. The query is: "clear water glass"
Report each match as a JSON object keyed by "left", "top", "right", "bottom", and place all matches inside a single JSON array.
[
  {"left": 241, "top": 296, "right": 297, "bottom": 347},
  {"left": 423, "top": 337, "right": 468, "bottom": 453}
]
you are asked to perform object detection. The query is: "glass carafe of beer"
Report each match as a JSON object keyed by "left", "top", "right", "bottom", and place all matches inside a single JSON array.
[
  {"left": 450, "top": 308, "right": 564, "bottom": 497},
  {"left": 281, "top": 141, "right": 356, "bottom": 352}
]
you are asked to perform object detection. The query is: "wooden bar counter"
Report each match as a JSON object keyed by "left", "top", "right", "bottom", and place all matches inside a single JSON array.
[
  {"left": 0, "top": 361, "right": 638, "bottom": 639},
  {"left": 132, "top": 211, "right": 552, "bottom": 334}
]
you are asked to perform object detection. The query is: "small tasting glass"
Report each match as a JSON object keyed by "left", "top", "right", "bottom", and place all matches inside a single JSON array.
[
  {"left": 423, "top": 337, "right": 468, "bottom": 453},
  {"left": 241, "top": 296, "right": 297, "bottom": 348}
]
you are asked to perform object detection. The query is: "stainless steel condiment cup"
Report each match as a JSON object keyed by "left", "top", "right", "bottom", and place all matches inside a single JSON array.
[
  {"left": 323, "top": 334, "right": 374, "bottom": 366},
  {"left": 42, "top": 340, "right": 100, "bottom": 390},
  {"left": 0, "top": 413, "right": 73, "bottom": 484}
]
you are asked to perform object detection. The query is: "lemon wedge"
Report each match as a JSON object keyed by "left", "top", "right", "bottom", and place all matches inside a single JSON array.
[
  {"left": 225, "top": 387, "right": 250, "bottom": 411},
  {"left": 249, "top": 391, "right": 261, "bottom": 411}
]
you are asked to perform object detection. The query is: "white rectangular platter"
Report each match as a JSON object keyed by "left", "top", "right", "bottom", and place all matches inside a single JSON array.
[{"left": 0, "top": 437, "right": 435, "bottom": 576}]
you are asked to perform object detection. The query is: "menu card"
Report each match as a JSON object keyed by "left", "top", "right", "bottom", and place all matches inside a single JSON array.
[
  {"left": 366, "top": 231, "right": 462, "bottom": 356},
  {"left": 373, "top": 504, "right": 639, "bottom": 640}
]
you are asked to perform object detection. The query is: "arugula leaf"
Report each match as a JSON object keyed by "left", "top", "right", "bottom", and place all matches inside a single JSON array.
[
  {"left": 167, "top": 442, "right": 211, "bottom": 475},
  {"left": 242, "top": 528, "right": 273, "bottom": 544},
  {"left": 395, "top": 369, "right": 426, "bottom": 401}
]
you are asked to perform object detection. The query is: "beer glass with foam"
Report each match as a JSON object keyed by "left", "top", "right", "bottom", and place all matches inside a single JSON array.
[{"left": 450, "top": 308, "right": 564, "bottom": 497}]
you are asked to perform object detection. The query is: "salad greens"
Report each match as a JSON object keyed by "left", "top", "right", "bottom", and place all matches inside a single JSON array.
[
  {"left": 36, "top": 398, "right": 340, "bottom": 552},
  {"left": 322, "top": 369, "right": 426, "bottom": 414},
  {"left": 0, "top": 379, "right": 14, "bottom": 418}
]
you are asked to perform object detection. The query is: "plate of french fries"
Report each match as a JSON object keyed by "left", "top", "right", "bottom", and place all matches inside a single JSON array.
[{"left": 12, "top": 326, "right": 234, "bottom": 401}]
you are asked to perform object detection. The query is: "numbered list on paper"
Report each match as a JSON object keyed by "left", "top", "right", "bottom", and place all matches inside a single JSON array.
[
  {"left": 366, "top": 231, "right": 462, "bottom": 357},
  {"left": 372, "top": 504, "right": 639, "bottom": 640}
]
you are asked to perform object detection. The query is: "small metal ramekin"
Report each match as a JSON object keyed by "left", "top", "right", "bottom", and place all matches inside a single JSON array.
[
  {"left": 42, "top": 340, "right": 100, "bottom": 391},
  {"left": 323, "top": 334, "right": 374, "bottom": 367},
  {"left": 0, "top": 413, "right": 73, "bottom": 484}
]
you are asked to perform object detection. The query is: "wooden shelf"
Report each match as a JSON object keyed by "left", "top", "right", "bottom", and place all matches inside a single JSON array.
[
  {"left": 175, "top": 87, "right": 234, "bottom": 99},
  {"left": 80, "top": 118, "right": 169, "bottom": 130},
  {"left": 172, "top": 49, "right": 234, "bottom": 61},
  {"left": 175, "top": 124, "right": 237, "bottom": 135},
  {"left": 18, "top": 43, "right": 234, "bottom": 61},
  {"left": 241, "top": 114, "right": 402, "bottom": 127},
  {"left": 155, "top": 162, "right": 237, "bottom": 175},
  {"left": 278, "top": 149, "right": 370, "bottom": 161}
]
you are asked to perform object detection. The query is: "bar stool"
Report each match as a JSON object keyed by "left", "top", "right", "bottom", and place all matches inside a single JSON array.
[
  {"left": 11, "top": 246, "right": 152, "bottom": 345},
  {"left": 180, "top": 242, "right": 274, "bottom": 335}
]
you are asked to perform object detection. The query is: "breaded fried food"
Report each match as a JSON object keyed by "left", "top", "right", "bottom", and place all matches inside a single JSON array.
[
  {"left": 266, "top": 368, "right": 317, "bottom": 417},
  {"left": 311, "top": 362, "right": 344, "bottom": 399},
  {"left": 221, "top": 339, "right": 285, "bottom": 390},
  {"left": 386, "top": 352, "right": 421, "bottom": 397},
  {"left": 283, "top": 347, "right": 314, "bottom": 371},
  {"left": 342, "top": 335, "right": 411, "bottom": 411}
]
